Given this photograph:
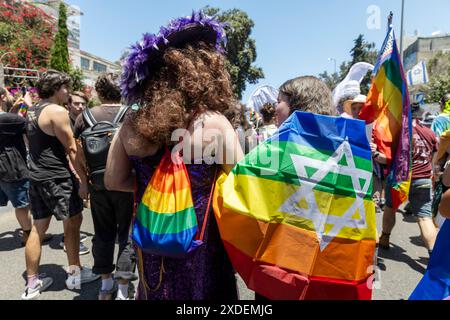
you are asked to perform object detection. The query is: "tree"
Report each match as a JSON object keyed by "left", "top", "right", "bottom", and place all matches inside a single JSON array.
[
  {"left": 318, "top": 71, "right": 340, "bottom": 91},
  {"left": 49, "top": 2, "right": 70, "bottom": 73},
  {"left": 318, "top": 61, "right": 353, "bottom": 91},
  {"left": 203, "top": 7, "right": 264, "bottom": 99},
  {"left": 0, "top": 0, "right": 54, "bottom": 73},
  {"left": 68, "top": 67, "right": 85, "bottom": 92},
  {"left": 350, "top": 35, "right": 377, "bottom": 94},
  {"left": 424, "top": 52, "right": 450, "bottom": 104},
  {"left": 318, "top": 34, "right": 377, "bottom": 94}
]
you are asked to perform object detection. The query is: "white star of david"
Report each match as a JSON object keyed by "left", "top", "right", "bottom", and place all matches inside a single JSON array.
[{"left": 278, "top": 138, "right": 372, "bottom": 251}]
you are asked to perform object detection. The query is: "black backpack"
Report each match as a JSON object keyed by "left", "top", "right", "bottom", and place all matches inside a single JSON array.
[{"left": 79, "top": 105, "right": 130, "bottom": 191}]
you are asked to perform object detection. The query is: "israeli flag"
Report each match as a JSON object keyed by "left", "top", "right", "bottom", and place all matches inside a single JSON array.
[{"left": 407, "top": 60, "right": 429, "bottom": 86}]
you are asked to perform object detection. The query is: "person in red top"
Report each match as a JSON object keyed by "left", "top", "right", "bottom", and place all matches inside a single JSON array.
[{"left": 379, "top": 103, "right": 438, "bottom": 256}]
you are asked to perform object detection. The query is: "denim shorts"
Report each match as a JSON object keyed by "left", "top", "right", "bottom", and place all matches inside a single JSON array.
[
  {"left": 0, "top": 179, "right": 30, "bottom": 209},
  {"left": 386, "top": 178, "right": 432, "bottom": 218}
]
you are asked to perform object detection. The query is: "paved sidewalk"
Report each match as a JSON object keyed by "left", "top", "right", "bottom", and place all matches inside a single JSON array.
[{"left": 0, "top": 204, "right": 433, "bottom": 300}]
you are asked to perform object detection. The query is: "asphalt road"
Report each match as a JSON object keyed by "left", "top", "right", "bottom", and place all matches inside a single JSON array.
[{"left": 0, "top": 203, "right": 433, "bottom": 300}]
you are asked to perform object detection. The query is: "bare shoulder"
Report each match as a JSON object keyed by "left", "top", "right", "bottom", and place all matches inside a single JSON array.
[
  {"left": 202, "top": 111, "right": 234, "bottom": 131},
  {"left": 43, "top": 104, "right": 69, "bottom": 120}
]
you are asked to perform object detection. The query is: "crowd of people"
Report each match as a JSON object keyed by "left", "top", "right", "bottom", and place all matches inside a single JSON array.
[{"left": 1, "top": 12, "right": 450, "bottom": 301}]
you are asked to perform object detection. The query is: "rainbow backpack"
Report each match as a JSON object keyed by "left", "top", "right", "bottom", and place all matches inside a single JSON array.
[{"left": 132, "top": 149, "right": 214, "bottom": 259}]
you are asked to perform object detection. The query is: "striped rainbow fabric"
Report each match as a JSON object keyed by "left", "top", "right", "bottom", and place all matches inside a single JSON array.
[
  {"left": 214, "top": 111, "right": 377, "bottom": 300},
  {"left": 132, "top": 149, "right": 203, "bottom": 258},
  {"left": 18, "top": 104, "right": 28, "bottom": 117},
  {"left": 359, "top": 26, "right": 412, "bottom": 211}
]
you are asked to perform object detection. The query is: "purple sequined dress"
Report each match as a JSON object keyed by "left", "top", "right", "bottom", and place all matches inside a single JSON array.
[{"left": 130, "top": 153, "right": 238, "bottom": 300}]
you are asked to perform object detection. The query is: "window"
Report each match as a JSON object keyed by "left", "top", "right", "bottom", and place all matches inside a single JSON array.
[
  {"left": 81, "top": 57, "right": 90, "bottom": 71},
  {"left": 93, "top": 61, "right": 107, "bottom": 73}
]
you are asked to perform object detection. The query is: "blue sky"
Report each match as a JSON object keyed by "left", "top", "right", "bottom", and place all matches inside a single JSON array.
[{"left": 66, "top": 0, "right": 450, "bottom": 102}]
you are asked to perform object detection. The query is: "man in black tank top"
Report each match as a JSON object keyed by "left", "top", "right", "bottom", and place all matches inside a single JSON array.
[{"left": 22, "top": 71, "right": 99, "bottom": 300}]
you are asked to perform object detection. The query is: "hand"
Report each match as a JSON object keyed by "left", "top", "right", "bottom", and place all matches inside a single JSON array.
[
  {"left": 10, "top": 98, "right": 24, "bottom": 114},
  {"left": 78, "top": 183, "right": 89, "bottom": 201},
  {"left": 23, "top": 92, "right": 33, "bottom": 108},
  {"left": 370, "top": 142, "right": 378, "bottom": 154}
]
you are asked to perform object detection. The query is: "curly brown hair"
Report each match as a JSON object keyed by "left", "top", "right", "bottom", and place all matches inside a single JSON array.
[
  {"left": 95, "top": 73, "right": 121, "bottom": 103},
  {"left": 260, "top": 103, "right": 276, "bottom": 124},
  {"left": 132, "top": 43, "right": 234, "bottom": 146},
  {"left": 37, "top": 70, "right": 72, "bottom": 100}
]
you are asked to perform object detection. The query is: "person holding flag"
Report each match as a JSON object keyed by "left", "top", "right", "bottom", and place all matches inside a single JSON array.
[
  {"left": 358, "top": 23, "right": 413, "bottom": 250},
  {"left": 215, "top": 75, "right": 378, "bottom": 300}
]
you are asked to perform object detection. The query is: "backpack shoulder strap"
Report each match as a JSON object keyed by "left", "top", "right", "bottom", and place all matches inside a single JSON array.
[
  {"left": 112, "top": 105, "right": 130, "bottom": 125},
  {"left": 198, "top": 167, "right": 219, "bottom": 242},
  {"left": 82, "top": 107, "right": 97, "bottom": 128}
]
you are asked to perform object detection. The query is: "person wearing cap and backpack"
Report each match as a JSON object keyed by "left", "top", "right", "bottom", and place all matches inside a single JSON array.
[{"left": 73, "top": 73, "right": 136, "bottom": 300}]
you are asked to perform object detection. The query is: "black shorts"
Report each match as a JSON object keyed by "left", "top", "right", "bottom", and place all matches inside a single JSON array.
[{"left": 30, "top": 176, "right": 83, "bottom": 221}]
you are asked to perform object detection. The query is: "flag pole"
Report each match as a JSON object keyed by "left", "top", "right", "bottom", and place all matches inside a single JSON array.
[
  {"left": 387, "top": 11, "right": 393, "bottom": 30},
  {"left": 400, "top": 0, "right": 406, "bottom": 63}
]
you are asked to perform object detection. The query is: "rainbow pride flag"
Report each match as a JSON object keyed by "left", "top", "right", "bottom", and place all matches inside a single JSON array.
[
  {"left": 359, "top": 26, "right": 412, "bottom": 211},
  {"left": 18, "top": 103, "right": 28, "bottom": 117},
  {"left": 214, "top": 111, "right": 377, "bottom": 300},
  {"left": 132, "top": 149, "right": 203, "bottom": 258}
]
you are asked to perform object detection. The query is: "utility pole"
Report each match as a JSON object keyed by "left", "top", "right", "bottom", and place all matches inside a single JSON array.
[{"left": 400, "top": 0, "right": 406, "bottom": 63}]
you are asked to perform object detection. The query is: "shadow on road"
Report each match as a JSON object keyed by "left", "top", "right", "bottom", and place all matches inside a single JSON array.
[
  {"left": 400, "top": 212, "right": 417, "bottom": 224},
  {"left": 0, "top": 229, "right": 58, "bottom": 252},
  {"left": 20, "top": 264, "right": 101, "bottom": 300},
  {"left": 378, "top": 244, "right": 427, "bottom": 275},
  {"left": 409, "top": 236, "right": 425, "bottom": 248},
  {"left": 72, "top": 281, "right": 101, "bottom": 300},
  {"left": 21, "top": 264, "right": 68, "bottom": 293},
  {"left": 0, "top": 229, "right": 23, "bottom": 251}
]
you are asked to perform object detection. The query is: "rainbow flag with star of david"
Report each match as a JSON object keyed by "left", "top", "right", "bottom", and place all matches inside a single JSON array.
[{"left": 213, "top": 111, "right": 377, "bottom": 300}]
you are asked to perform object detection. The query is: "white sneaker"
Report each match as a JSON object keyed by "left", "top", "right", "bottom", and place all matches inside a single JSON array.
[
  {"left": 66, "top": 266, "right": 100, "bottom": 290},
  {"left": 21, "top": 276, "right": 54, "bottom": 300}
]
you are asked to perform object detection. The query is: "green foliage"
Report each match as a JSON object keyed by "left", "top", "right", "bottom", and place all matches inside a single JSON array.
[
  {"left": 203, "top": 7, "right": 264, "bottom": 99},
  {"left": 428, "top": 52, "right": 450, "bottom": 78},
  {"left": 49, "top": 2, "right": 70, "bottom": 73},
  {"left": 68, "top": 67, "right": 85, "bottom": 92},
  {"left": 425, "top": 75, "right": 450, "bottom": 104},
  {"left": 350, "top": 35, "right": 377, "bottom": 94},
  {"left": 87, "top": 96, "right": 101, "bottom": 108},
  {"left": 410, "top": 52, "right": 450, "bottom": 104},
  {"left": 317, "top": 71, "right": 340, "bottom": 91},
  {"left": 319, "top": 34, "right": 377, "bottom": 94},
  {"left": 0, "top": 0, "right": 54, "bottom": 73}
]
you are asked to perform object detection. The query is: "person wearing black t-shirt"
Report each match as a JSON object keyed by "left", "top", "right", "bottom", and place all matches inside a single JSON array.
[{"left": 0, "top": 87, "right": 32, "bottom": 245}]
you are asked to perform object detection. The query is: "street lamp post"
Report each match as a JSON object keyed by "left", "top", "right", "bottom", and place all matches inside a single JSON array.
[{"left": 328, "top": 58, "right": 337, "bottom": 74}]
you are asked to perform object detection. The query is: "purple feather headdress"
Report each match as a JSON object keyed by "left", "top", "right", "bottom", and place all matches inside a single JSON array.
[{"left": 120, "top": 10, "right": 228, "bottom": 104}]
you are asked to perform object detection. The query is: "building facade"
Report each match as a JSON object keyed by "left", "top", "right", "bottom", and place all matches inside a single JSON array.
[
  {"left": 404, "top": 35, "right": 450, "bottom": 71},
  {"left": 75, "top": 51, "right": 121, "bottom": 87},
  {"left": 27, "top": 0, "right": 121, "bottom": 87}
]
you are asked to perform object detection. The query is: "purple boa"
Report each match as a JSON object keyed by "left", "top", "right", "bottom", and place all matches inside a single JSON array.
[{"left": 120, "top": 10, "right": 227, "bottom": 104}]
